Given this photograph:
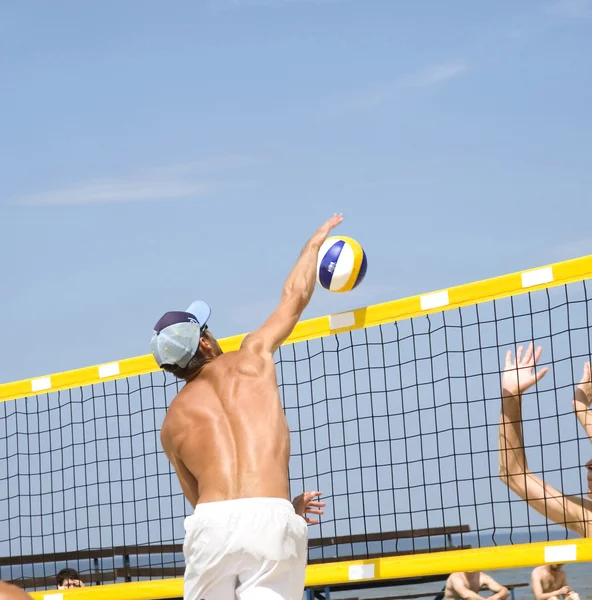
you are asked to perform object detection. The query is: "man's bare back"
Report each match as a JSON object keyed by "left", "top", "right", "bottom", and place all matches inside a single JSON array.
[{"left": 160, "top": 345, "right": 291, "bottom": 506}]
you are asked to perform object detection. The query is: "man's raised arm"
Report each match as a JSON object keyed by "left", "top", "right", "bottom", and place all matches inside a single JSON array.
[
  {"left": 242, "top": 214, "right": 343, "bottom": 355},
  {"left": 499, "top": 344, "right": 590, "bottom": 537}
]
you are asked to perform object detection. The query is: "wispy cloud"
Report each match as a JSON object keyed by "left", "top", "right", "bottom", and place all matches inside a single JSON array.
[
  {"left": 18, "top": 178, "right": 212, "bottom": 206},
  {"left": 12, "top": 154, "right": 261, "bottom": 206},
  {"left": 401, "top": 63, "right": 468, "bottom": 89},
  {"left": 328, "top": 62, "right": 468, "bottom": 116},
  {"left": 544, "top": 0, "right": 592, "bottom": 18}
]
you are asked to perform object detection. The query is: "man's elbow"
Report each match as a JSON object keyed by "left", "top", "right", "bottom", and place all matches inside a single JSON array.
[
  {"left": 499, "top": 470, "right": 514, "bottom": 490},
  {"left": 499, "top": 470, "right": 527, "bottom": 499},
  {"left": 499, "top": 460, "right": 512, "bottom": 487}
]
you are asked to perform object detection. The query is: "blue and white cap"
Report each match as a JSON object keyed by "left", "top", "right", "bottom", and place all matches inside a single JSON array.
[{"left": 151, "top": 301, "right": 212, "bottom": 368}]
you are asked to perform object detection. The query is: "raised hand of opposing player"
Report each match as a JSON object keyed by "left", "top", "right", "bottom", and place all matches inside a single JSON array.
[
  {"left": 292, "top": 491, "right": 326, "bottom": 525},
  {"left": 575, "top": 362, "right": 592, "bottom": 408},
  {"left": 502, "top": 343, "right": 549, "bottom": 397}
]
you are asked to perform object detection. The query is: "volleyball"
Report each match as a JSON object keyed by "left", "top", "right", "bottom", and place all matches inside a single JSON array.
[{"left": 317, "top": 236, "right": 367, "bottom": 292}]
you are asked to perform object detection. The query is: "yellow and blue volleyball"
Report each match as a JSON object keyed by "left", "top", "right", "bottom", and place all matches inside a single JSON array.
[{"left": 317, "top": 236, "right": 367, "bottom": 293}]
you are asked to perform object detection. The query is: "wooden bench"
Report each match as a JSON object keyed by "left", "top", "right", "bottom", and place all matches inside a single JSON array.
[{"left": 1, "top": 524, "right": 471, "bottom": 590}]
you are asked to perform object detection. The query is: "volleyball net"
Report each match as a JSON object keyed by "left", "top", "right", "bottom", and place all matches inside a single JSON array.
[{"left": 1, "top": 255, "right": 592, "bottom": 599}]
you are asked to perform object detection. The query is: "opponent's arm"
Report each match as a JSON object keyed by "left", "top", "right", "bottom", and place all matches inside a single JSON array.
[
  {"left": 499, "top": 344, "right": 590, "bottom": 537},
  {"left": 242, "top": 214, "right": 343, "bottom": 355},
  {"left": 0, "top": 582, "right": 34, "bottom": 599},
  {"left": 573, "top": 362, "right": 592, "bottom": 443},
  {"left": 479, "top": 574, "right": 509, "bottom": 600}
]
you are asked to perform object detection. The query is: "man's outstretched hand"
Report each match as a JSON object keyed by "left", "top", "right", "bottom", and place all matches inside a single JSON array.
[
  {"left": 320, "top": 213, "right": 344, "bottom": 234},
  {"left": 292, "top": 491, "right": 326, "bottom": 525},
  {"left": 311, "top": 213, "right": 344, "bottom": 247}
]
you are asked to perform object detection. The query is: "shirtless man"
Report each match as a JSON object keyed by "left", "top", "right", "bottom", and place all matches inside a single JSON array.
[
  {"left": 444, "top": 571, "right": 510, "bottom": 600},
  {"left": 499, "top": 344, "right": 592, "bottom": 537},
  {"left": 531, "top": 564, "right": 579, "bottom": 600},
  {"left": 152, "top": 214, "right": 342, "bottom": 600}
]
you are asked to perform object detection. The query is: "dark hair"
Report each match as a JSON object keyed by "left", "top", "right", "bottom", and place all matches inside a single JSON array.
[
  {"left": 56, "top": 568, "right": 80, "bottom": 586},
  {"left": 162, "top": 345, "right": 209, "bottom": 381}
]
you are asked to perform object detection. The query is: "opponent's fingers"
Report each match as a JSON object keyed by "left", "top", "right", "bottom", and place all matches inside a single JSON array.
[
  {"left": 581, "top": 362, "right": 591, "bottom": 383},
  {"left": 306, "top": 500, "right": 326, "bottom": 507},
  {"left": 516, "top": 345, "right": 524, "bottom": 365},
  {"left": 535, "top": 367, "right": 549, "bottom": 382},
  {"left": 523, "top": 343, "right": 534, "bottom": 365},
  {"left": 305, "top": 517, "right": 319, "bottom": 525},
  {"left": 505, "top": 350, "right": 513, "bottom": 368},
  {"left": 533, "top": 345, "right": 544, "bottom": 365}
]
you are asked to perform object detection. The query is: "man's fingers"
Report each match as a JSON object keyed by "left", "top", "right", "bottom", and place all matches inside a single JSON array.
[
  {"left": 533, "top": 345, "right": 543, "bottom": 365},
  {"left": 516, "top": 345, "right": 524, "bottom": 365},
  {"left": 325, "top": 214, "right": 343, "bottom": 230},
  {"left": 505, "top": 350, "right": 513, "bottom": 368},
  {"left": 304, "top": 508, "right": 324, "bottom": 515},
  {"left": 304, "top": 491, "right": 322, "bottom": 501}
]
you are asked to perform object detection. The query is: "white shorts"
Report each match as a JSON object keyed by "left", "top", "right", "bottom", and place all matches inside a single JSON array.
[{"left": 183, "top": 497, "right": 309, "bottom": 600}]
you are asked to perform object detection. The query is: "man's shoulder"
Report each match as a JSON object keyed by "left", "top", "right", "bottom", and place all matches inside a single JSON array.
[
  {"left": 227, "top": 343, "right": 272, "bottom": 370},
  {"left": 160, "top": 390, "right": 196, "bottom": 454},
  {"left": 447, "top": 573, "right": 464, "bottom": 586},
  {"left": 161, "top": 391, "right": 188, "bottom": 433}
]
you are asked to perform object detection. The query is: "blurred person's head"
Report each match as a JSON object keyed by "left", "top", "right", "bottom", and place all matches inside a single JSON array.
[{"left": 56, "top": 568, "right": 84, "bottom": 589}]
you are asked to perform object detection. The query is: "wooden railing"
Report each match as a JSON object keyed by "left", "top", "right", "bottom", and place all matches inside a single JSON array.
[{"left": 2, "top": 524, "right": 471, "bottom": 590}]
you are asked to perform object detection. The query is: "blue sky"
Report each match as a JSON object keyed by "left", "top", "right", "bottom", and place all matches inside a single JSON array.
[{"left": 1, "top": 0, "right": 591, "bottom": 383}]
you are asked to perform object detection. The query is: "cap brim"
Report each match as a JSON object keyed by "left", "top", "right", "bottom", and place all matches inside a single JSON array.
[{"left": 186, "top": 300, "right": 211, "bottom": 328}]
